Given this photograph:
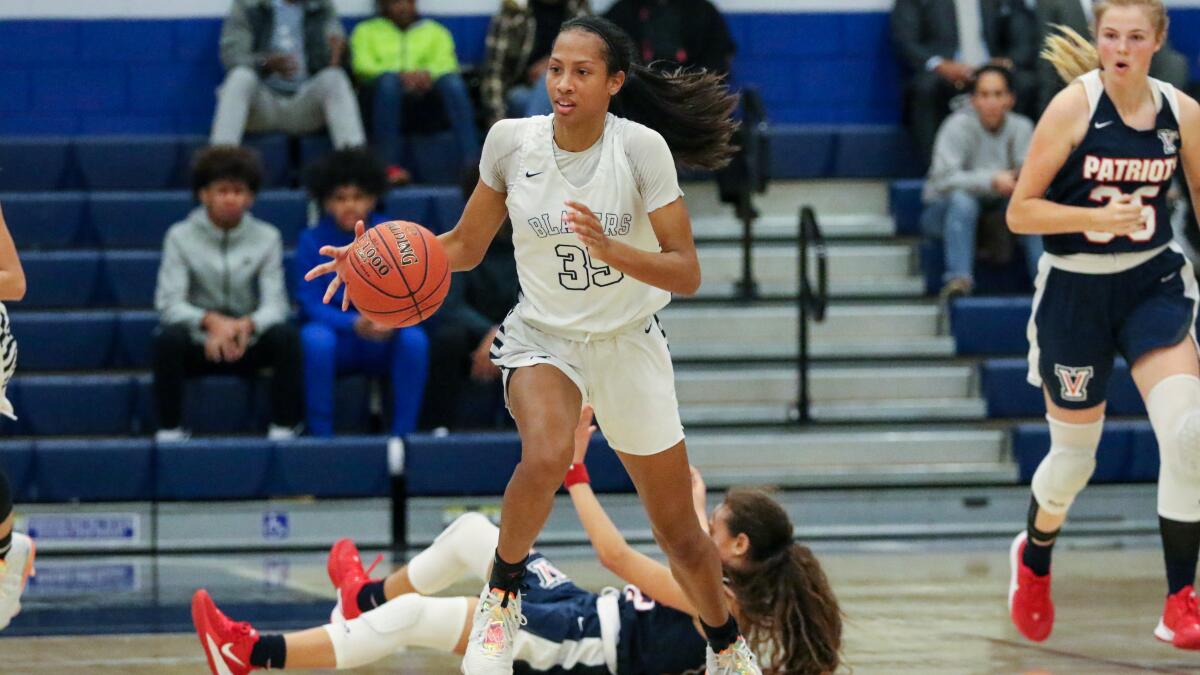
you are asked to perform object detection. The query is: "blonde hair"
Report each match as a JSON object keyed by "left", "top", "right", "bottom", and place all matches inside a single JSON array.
[{"left": 1041, "top": 0, "right": 1169, "bottom": 83}]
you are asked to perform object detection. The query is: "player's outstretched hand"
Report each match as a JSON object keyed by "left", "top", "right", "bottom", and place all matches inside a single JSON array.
[
  {"left": 1093, "top": 193, "right": 1146, "bottom": 236},
  {"left": 304, "top": 220, "right": 366, "bottom": 311},
  {"left": 573, "top": 403, "right": 596, "bottom": 465}
]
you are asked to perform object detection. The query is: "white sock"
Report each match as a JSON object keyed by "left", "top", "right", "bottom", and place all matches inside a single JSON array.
[
  {"left": 323, "top": 594, "right": 469, "bottom": 668},
  {"left": 406, "top": 512, "right": 499, "bottom": 594}
]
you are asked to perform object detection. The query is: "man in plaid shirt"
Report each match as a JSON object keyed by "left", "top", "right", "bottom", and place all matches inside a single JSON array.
[{"left": 479, "top": 0, "right": 591, "bottom": 126}]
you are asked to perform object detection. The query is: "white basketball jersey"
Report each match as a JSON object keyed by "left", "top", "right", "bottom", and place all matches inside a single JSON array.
[{"left": 505, "top": 114, "right": 672, "bottom": 336}]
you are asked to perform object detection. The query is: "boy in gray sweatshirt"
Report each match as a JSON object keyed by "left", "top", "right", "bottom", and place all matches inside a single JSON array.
[
  {"left": 153, "top": 146, "right": 302, "bottom": 441},
  {"left": 921, "top": 65, "right": 1043, "bottom": 300}
]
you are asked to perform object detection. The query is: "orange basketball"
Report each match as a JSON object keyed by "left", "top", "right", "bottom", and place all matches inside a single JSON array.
[{"left": 344, "top": 220, "right": 450, "bottom": 328}]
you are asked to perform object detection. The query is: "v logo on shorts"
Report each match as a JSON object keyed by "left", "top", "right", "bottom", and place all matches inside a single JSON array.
[{"left": 1054, "top": 364, "right": 1094, "bottom": 402}]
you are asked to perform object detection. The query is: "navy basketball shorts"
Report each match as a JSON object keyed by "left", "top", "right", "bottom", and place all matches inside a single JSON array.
[
  {"left": 513, "top": 553, "right": 611, "bottom": 674},
  {"left": 1027, "top": 245, "right": 1199, "bottom": 409}
]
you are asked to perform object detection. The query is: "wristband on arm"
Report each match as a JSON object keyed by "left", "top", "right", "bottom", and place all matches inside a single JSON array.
[{"left": 564, "top": 463, "right": 590, "bottom": 489}]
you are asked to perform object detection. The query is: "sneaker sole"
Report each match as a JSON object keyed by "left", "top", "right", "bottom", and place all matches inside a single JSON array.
[
  {"left": 1155, "top": 618, "right": 1174, "bottom": 643},
  {"left": 1008, "top": 530, "right": 1025, "bottom": 611}
]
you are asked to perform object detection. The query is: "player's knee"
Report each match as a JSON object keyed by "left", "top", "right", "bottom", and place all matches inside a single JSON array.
[
  {"left": 1148, "top": 375, "right": 1200, "bottom": 479},
  {"left": 1030, "top": 416, "right": 1103, "bottom": 515},
  {"left": 515, "top": 444, "right": 572, "bottom": 487},
  {"left": 652, "top": 518, "right": 709, "bottom": 565},
  {"left": 220, "top": 66, "right": 259, "bottom": 95},
  {"left": 439, "top": 511, "right": 497, "bottom": 546}
]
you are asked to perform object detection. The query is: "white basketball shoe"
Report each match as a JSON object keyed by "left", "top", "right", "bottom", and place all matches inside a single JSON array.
[
  {"left": 0, "top": 532, "right": 35, "bottom": 631},
  {"left": 461, "top": 584, "right": 525, "bottom": 675}
]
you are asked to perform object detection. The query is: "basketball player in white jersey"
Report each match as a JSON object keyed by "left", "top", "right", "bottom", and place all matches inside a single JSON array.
[
  {"left": 306, "top": 15, "right": 758, "bottom": 675},
  {"left": 0, "top": 201, "right": 30, "bottom": 631}
]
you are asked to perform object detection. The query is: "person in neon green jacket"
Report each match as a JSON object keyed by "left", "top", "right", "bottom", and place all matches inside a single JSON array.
[{"left": 351, "top": 0, "right": 480, "bottom": 183}]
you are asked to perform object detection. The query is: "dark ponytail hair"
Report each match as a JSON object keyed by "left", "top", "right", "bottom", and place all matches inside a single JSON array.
[
  {"left": 722, "top": 489, "right": 843, "bottom": 675},
  {"left": 556, "top": 16, "right": 738, "bottom": 170}
]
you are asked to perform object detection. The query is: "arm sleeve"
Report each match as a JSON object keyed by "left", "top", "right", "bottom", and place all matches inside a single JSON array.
[
  {"left": 249, "top": 231, "right": 290, "bottom": 335},
  {"left": 350, "top": 22, "right": 388, "bottom": 82},
  {"left": 155, "top": 229, "right": 207, "bottom": 328},
  {"left": 478, "top": 120, "right": 522, "bottom": 193},
  {"left": 426, "top": 24, "right": 461, "bottom": 80},
  {"left": 479, "top": 14, "right": 511, "bottom": 126},
  {"left": 626, "top": 126, "right": 684, "bottom": 213},
  {"left": 219, "top": 1, "right": 257, "bottom": 70},
  {"left": 294, "top": 232, "right": 359, "bottom": 331},
  {"left": 926, "top": 117, "right": 995, "bottom": 196},
  {"left": 891, "top": 0, "right": 937, "bottom": 72}
]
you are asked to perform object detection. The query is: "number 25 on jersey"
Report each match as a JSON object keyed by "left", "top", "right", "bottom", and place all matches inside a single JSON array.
[{"left": 1086, "top": 185, "right": 1159, "bottom": 244}]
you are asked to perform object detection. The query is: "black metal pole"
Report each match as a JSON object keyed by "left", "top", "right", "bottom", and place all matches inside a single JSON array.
[
  {"left": 798, "top": 207, "right": 810, "bottom": 423},
  {"left": 736, "top": 186, "right": 757, "bottom": 300}
]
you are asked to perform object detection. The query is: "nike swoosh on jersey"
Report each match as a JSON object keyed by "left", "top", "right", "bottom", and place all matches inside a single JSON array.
[
  {"left": 1094, "top": 120, "right": 1114, "bottom": 129},
  {"left": 206, "top": 635, "right": 237, "bottom": 675},
  {"left": 525, "top": 171, "right": 543, "bottom": 178},
  {"left": 1162, "top": 272, "right": 1178, "bottom": 283}
]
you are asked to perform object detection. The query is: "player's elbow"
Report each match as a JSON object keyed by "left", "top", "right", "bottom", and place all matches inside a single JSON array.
[
  {"left": 1006, "top": 200, "right": 1032, "bottom": 234},
  {"left": 596, "top": 544, "right": 632, "bottom": 574},
  {"left": 675, "top": 266, "right": 701, "bottom": 296},
  {"left": 2, "top": 272, "right": 26, "bottom": 302}
]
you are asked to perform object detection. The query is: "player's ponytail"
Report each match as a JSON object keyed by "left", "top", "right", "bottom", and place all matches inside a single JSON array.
[
  {"left": 722, "top": 489, "right": 843, "bottom": 675},
  {"left": 1041, "top": 24, "right": 1099, "bottom": 84},
  {"left": 558, "top": 16, "right": 738, "bottom": 170},
  {"left": 1043, "top": 0, "right": 1169, "bottom": 84}
]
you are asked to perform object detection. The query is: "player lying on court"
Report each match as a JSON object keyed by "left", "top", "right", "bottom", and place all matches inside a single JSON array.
[
  {"left": 304, "top": 15, "right": 757, "bottom": 674},
  {"left": 1005, "top": 0, "right": 1200, "bottom": 648},
  {"left": 192, "top": 406, "right": 843, "bottom": 675}
]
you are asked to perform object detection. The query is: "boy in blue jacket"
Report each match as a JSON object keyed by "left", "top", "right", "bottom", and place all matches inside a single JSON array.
[{"left": 294, "top": 149, "right": 429, "bottom": 436}]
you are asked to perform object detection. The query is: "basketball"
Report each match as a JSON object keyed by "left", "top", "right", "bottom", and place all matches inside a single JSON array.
[{"left": 344, "top": 220, "right": 450, "bottom": 328}]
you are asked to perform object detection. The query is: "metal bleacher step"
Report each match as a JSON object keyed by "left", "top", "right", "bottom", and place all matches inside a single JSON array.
[
  {"left": 682, "top": 426, "right": 1011, "bottom": 488},
  {"left": 690, "top": 212, "right": 896, "bottom": 242},
  {"left": 694, "top": 241, "right": 921, "bottom": 300},
  {"left": 660, "top": 302, "right": 954, "bottom": 361},
  {"left": 675, "top": 364, "right": 985, "bottom": 425}
]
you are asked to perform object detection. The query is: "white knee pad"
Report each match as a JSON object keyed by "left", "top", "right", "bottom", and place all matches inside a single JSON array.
[
  {"left": 1031, "top": 415, "right": 1103, "bottom": 515},
  {"left": 406, "top": 512, "right": 499, "bottom": 594},
  {"left": 1147, "top": 374, "right": 1200, "bottom": 521},
  {"left": 324, "top": 594, "right": 469, "bottom": 668}
]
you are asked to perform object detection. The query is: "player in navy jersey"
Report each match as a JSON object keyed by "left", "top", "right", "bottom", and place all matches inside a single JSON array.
[
  {"left": 1004, "top": 0, "right": 1200, "bottom": 648},
  {"left": 191, "top": 406, "right": 843, "bottom": 675},
  {"left": 0, "top": 201, "right": 28, "bottom": 633}
]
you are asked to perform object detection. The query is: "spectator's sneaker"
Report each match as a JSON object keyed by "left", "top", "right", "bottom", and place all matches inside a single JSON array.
[
  {"left": 192, "top": 589, "right": 258, "bottom": 675},
  {"left": 705, "top": 636, "right": 762, "bottom": 674},
  {"left": 326, "top": 538, "right": 383, "bottom": 622},
  {"left": 386, "top": 165, "right": 412, "bottom": 186},
  {"left": 1155, "top": 585, "right": 1200, "bottom": 649},
  {"left": 155, "top": 427, "right": 190, "bottom": 443},
  {"left": 266, "top": 424, "right": 297, "bottom": 441},
  {"left": 461, "top": 584, "right": 525, "bottom": 675},
  {"left": 1008, "top": 531, "right": 1054, "bottom": 641},
  {"left": 0, "top": 532, "right": 35, "bottom": 631}
]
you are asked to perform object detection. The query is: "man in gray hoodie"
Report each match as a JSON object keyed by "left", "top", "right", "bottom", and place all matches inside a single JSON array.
[
  {"left": 210, "top": 0, "right": 366, "bottom": 149},
  {"left": 921, "top": 64, "right": 1043, "bottom": 300},
  {"left": 153, "top": 146, "right": 302, "bottom": 441}
]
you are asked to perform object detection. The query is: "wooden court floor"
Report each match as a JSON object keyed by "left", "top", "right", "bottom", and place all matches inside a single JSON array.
[{"left": 4, "top": 540, "right": 1200, "bottom": 674}]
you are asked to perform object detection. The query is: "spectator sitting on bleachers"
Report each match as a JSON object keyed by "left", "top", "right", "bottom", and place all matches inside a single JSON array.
[
  {"left": 420, "top": 169, "right": 518, "bottom": 431},
  {"left": 350, "top": 0, "right": 480, "bottom": 186},
  {"left": 1034, "top": 0, "right": 1189, "bottom": 112},
  {"left": 479, "top": 0, "right": 591, "bottom": 126},
  {"left": 295, "top": 149, "right": 429, "bottom": 438},
  {"left": 210, "top": 0, "right": 366, "bottom": 149},
  {"left": 892, "top": 0, "right": 1038, "bottom": 164},
  {"left": 153, "top": 146, "right": 302, "bottom": 442},
  {"left": 604, "top": 0, "right": 736, "bottom": 75},
  {"left": 921, "top": 65, "right": 1042, "bottom": 301}
]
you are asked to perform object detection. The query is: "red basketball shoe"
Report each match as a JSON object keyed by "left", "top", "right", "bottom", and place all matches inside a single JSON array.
[
  {"left": 1008, "top": 531, "right": 1054, "bottom": 641},
  {"left": 192, "top": 589, "right": 258, "bottom": 675},
  {"left": 1156, "top": 585, "right": 1200, "bottom": 649},
  {"left": 327, "top": 537, "right": 383, "bottom": 622}
]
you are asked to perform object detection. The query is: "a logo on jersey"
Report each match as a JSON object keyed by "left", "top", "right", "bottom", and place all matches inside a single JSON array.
[
  {"left": 1083, "top": 155, "right": 1178, "bottom": 183},
  {"left": 526, "top": 211, "right": 632, "bottom": 239},
  {"left": 1054, "top": 364, "right": 1094, "bottom": 402},
  {"left": 1158, "top": 129, "right": 1180, "bottom": 155},
  {"left": 527, "top": 558, "right": 570, "bottom": 590}
]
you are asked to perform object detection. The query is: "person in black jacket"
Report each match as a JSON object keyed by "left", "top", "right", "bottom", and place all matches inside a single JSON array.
[
  {"left": 604, "top": 0, "right": 735, "bottom": 75},
  {"left": 892, "top": 0, "right": 1039, "bottom": 163}
]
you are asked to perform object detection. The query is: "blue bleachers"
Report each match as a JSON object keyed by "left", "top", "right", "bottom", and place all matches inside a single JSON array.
[
  {"left": 90, "top": 191, "right": 192, "bottom": 248},
  {"left": 21, "top": 251, "right": 103, "bottom": 307},
  {"left": 950, "top": 297, "right": 1032, "bottom": 355},
  {"left": 1012, "top": 421, "right": 1158, "bottom": 483},
  {"left": 35, "top": 439, "right": 154, "bottom": 501},
  {"left": 0, "top": 137, "right": 72, "bottom": 190},
  {"left": 74, "top": 136, "right": 181, "bottom": 190},
  {"left": 1, "top": 192, "right": 87, "bottom": 249}
]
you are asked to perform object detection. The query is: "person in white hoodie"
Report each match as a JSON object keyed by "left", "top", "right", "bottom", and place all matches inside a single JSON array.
[{"left": 153, "top": 146, "right": 302, "bottom": 441}]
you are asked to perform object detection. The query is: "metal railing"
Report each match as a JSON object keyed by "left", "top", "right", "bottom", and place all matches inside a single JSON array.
[{"left": 793, "top": 205, "right": 828, "bottom": 424}]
